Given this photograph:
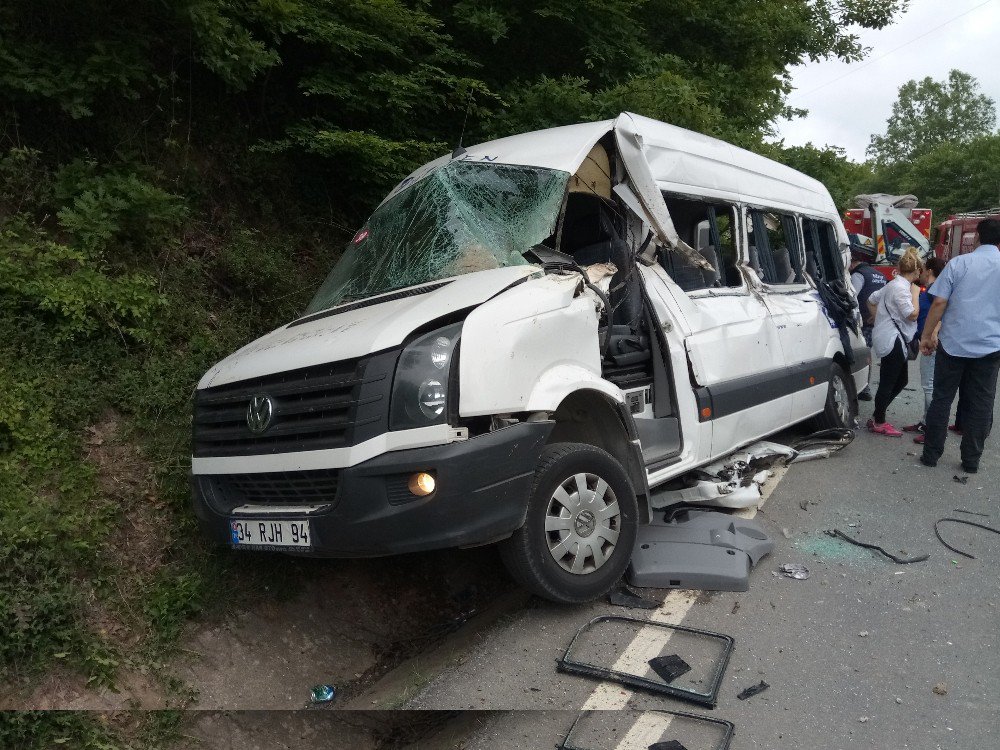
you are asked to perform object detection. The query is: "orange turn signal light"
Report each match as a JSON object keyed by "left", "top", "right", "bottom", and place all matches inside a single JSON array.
[
  {"left": 700, "top": 407, "right": 712, "bottom": 420},
  {"left": 408, "top": 472, "right": 436, "bottom": 496}
]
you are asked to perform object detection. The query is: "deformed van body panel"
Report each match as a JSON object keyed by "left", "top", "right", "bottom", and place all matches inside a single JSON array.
[
  {"left": 382, "top": 119, "right": 616, "bottom": 208},
  {"left": 198, "top": 266, "right": 537, "bottom": 389},
  {"left": 459, "top": 274, "right": 614, "bottom": 416},
  {"left": 625, "top": 113, "right": 836, "bottom": 215}
]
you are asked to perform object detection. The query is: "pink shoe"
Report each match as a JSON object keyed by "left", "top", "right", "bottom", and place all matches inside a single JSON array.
[
  {"left": 869, "top": 421, "right": 902, "bottom": 437},
  {"left": 913, "top": 434, "right": 925, "bottom": 444}
]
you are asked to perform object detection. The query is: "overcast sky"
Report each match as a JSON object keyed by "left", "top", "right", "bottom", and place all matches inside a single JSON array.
[{"left": 772, "top": 0, "right": 1000, "bottom": 162}]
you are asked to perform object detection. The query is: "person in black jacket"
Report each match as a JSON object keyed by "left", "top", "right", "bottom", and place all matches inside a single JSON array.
[{"left": 850, "top": 249, "right": 888, "bottom": 400}]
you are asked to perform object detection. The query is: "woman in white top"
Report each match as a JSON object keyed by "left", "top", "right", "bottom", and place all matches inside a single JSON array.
[{"left": 865, "top": 248, "right": 922, "bottom": 436}]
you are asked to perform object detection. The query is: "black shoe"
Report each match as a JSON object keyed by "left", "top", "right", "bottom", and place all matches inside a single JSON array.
[
  {"left": 961, "top": 463, "right": 979, "bottom": 474},
  {"left": 919, "top": 455, "right": 937, "bottom": 467},
  {"left": 857, "top": 389, "right": 873, "bottom": 402}
]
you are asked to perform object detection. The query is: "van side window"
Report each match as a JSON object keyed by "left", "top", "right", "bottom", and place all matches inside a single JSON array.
[
  {"left": 661, "top": 194, "right": 743, "bottom": 292},
  {"left": 747, "top": 209, "right": 806, "bottom": 285},
  {"left": 802, "top": 218, "right": 842, "bottom": 281}
]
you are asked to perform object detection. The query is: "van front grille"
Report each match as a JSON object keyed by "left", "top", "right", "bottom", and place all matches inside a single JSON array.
[
  {"left": 195, "top": 470, "right": 341, "bottom": 513},
  {"left": 193, "top": 350, "right": 399, "bottom": 458}
]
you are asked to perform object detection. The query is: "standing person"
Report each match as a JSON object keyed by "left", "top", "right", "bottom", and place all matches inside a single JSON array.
[
  {"left": 919, "top": 219, "right": 1000, "bottom": 472},
  {"left": 850, "top": 249, "right": 888, "bottom": 400},
  {"left": 905, "top": 256, "right": 948, "bottom": 441},
  {"left": 865, "top": 249, "right": 922, "bottom": 436}
]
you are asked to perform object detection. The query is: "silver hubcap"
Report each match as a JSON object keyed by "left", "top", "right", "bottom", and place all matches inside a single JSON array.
[
  {"left": 545, "top": 472, "right": 621, "bottom": 575},
  {"left": 832, "top": 374, "right": 850, "bottom": 425}
]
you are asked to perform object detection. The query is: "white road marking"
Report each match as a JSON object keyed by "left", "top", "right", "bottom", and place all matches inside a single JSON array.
[
  {"left": 581, "top": 590, "right": 700, "bottom": 710},
  {"left": 614, "top": 711, "right": 676, "bottom": 749},
  {"left": 584, "top": 464, "right": 790, "bottom": 717}
]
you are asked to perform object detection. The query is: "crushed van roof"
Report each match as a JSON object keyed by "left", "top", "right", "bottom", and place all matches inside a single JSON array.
[{"left": 389, "top": 113, "right": 836, "bottom": 216}]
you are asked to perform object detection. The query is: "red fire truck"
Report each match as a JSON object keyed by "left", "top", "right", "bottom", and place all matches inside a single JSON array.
[
  {"left": 843, "top": 194, "right": 933, "bottom": 280},
  {"left": 933, "top": 208, "right": 1000, "bottom": 260}
]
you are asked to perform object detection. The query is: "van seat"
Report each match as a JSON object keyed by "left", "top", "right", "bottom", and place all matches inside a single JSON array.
[{"left": 772, "top": 246, "right": 795, "bottom": 283}]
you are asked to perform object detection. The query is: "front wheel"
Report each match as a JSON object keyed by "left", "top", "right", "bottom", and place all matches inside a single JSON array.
[
  {"left": 815, "top": 363, "right": 856, "bottom": 430},
  {"left": 499, "top": 442, "right": 638, "bottom": 604}
]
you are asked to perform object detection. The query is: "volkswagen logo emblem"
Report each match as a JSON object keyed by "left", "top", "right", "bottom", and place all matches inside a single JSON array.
[{"left": 246, "top": 395, "right": 274, "bottom": 433}]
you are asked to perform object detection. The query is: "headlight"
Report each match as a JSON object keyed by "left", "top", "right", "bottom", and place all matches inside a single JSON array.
[{"left": 390, "top": 323, "right": 462, "bottom": 430}]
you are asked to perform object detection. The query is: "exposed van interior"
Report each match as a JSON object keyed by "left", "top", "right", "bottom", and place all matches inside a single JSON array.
[
  {"left": 802, "top": 217, "right": 844, "bottom": 281},
  {"left": 660, "top": 195, "right": 742, "bottom": 290},
  {"left": 547, "top": 140, "right": 682, "bottom": 467}
]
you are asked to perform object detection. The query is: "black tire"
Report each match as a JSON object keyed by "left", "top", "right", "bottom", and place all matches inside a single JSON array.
[
  {"left": 499, "top": 442, "right": 638, "bottom": 604},
  {"left": 815, "top": 363, "right": 856, "bottom": 430}
]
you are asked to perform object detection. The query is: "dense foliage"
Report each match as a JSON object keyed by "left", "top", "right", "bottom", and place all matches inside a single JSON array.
[
  {"left": 867, "top": 70, "right": 997, "bottom": 166},
  {"left": 859, "top": 71, "right": 1000, "bottom": 219},
  {"left": 0, "top": 0, "right": 916, "bottom": 695}
]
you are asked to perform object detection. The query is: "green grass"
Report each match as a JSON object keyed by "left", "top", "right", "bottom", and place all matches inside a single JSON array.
[
  {"left": 0, "top": 149, "right": 340, "bottom": 701},
  {"left": 0, "top": 710, "right": 185, "bottom": 750}
]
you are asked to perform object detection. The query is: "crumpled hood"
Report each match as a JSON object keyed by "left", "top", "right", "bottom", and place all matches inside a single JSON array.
[{"left": 198, "top": 266, "right": 538, "bottom": 388}]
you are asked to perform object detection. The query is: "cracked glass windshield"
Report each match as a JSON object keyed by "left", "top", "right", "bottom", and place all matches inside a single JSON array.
[{"left": 305, "top": 161, "right": 570, "bottom": 314}]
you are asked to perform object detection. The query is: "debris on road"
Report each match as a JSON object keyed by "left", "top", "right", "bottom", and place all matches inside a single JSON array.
[
  {"left": 648, "top": 654, "right": 692, "bottom": 684},
  {"left": 858, "top": 631, "right": 869, "bottom": 637},
  {"left": 629, "top": 508, "right": 773, "bottom": 592},
  {"left": 788, "top": 428, "right": 855, "bottom": 463},
  {"left": 736, "top": 680, "right": 770, "bottom": 700},
  {"left": 778, "top": 563, "right": 810, "bottom": 580},
  {"left": 559, "top": 710, "right": 735, "bottom": 750},
  {"left": 558, "top": 615, "right": 734, "bottom": 708},
  {"left": 933, "top": 517, "right": 1000, "bottom": 559},
  {"left": 953, "top": 475, "right": 970, "bottom": 485},
  {"left": 608, "top": 583, "right": 660, "bottom": 610},
  {"left": 647, "top": 431, "right": 852, "bottom": 514},
  {"left": 824, "top": 529, "right": 929, "bottom": 564},
  {"left": 933, "top": 682, "right": 948, "bottom": 696},
  {"left": 648, "top": 441, "right": 793, "bottom": 510},
  {"left": 309, "top": 684, "right": 336, "bottom": 704}
]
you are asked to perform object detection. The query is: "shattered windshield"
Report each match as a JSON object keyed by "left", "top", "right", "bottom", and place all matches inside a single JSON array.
[{"left": 305, "top": 161, "right": 569, "bottom": 314}]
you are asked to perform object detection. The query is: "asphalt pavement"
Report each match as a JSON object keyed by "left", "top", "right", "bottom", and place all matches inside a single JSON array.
[{"left": 380, "top": 360, "right": 1000, "bottom": 749}]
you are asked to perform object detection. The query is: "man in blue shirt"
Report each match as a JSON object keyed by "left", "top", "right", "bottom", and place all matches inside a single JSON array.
[{"left": 919, "top": 219, "right": 1000, "bottom": 471}]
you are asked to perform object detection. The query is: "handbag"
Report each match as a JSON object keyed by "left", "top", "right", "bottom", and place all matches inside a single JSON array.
[{"left": 883, "top": 296, "right": 919, "bottom": 361}]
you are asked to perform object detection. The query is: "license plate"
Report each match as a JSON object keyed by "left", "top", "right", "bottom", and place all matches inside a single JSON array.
[{"left": 230, "top": 519, "right": 311, "bottom": 549}]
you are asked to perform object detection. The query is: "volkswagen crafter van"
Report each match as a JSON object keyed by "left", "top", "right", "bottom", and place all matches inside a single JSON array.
[{"left": 192, "top": 113, "right": 869, "bottom": 603}]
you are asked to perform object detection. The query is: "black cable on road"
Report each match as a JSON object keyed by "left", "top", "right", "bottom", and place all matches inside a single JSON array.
[
  {"left": 825, "top": 529, "right": 929, "bottom": 564},
  {"left": 933, "top": 517, "right": 1000, "bottom": 560}
]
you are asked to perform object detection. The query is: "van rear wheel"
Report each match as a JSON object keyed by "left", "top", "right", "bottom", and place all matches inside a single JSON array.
[
  {"left": 499, "top": 443, "right": 638, "bottom": 604},
  {"left": 815, "top": 363, "right": 855, "bottom": 430}
]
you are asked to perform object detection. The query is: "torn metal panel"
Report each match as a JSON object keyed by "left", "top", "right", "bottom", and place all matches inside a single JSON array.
[
  {"left": 614, "top": 114, "right": 713, "bottom": 272},
  {"left": 787, "top": 428, "right": 854, "bottom": 464}
]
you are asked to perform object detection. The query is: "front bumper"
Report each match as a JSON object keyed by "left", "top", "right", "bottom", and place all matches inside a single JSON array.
[{"left": 192, "top": 421, "right": 553, "bottom": 557}]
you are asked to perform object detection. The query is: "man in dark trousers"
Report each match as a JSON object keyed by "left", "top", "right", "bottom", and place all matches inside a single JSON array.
[
  {"left": 850, "top": 247, "right": 888, "bottom": 400},
  {"left": 919, "top": 219, "right": 1000, "bottom": 472}
]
